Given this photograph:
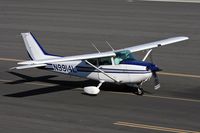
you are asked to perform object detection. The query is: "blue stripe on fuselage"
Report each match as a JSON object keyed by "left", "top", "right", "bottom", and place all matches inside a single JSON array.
[
  {"left": 42, "top": 64, "right": 151, "bottom": 74},
  {"left": 120, "top": 60, "right": 160, "bottom": 72}
]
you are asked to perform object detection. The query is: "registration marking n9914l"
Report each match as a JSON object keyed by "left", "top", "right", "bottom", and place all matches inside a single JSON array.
[{"left": 52, "top": 64, "right": 77, "bottom": 73}]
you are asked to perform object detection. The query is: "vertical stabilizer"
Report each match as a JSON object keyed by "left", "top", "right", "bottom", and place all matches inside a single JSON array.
[{"left": 21, "top": 32, "right": 58, "bottom": 60}]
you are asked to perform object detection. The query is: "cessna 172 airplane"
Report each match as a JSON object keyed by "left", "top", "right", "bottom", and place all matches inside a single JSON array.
[{"left": 11, "top": 32, "right": 189, "bottom": 95}]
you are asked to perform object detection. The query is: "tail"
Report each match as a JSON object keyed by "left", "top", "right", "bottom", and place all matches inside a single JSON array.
[{"left": 21, "top": 32, "right": 58, "bottom": 60}]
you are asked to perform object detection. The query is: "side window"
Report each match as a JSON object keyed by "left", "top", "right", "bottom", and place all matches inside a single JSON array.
[
  {"left": 87, "top": 59, "right": 98, "bottom": 66},
  {"left": 99, "top": 57, "right": 112, "bottom": 65}
]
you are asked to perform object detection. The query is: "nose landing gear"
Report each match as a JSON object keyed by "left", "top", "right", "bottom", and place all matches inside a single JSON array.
[
  {"left": 136, "top": 87, "right": 144, "bottom": 95},
  {"left": 127, "top": 83, "right": 144, "bottom": 95},
  {"left": 133, "top": 83, "right": 145, "bottom": 95}
]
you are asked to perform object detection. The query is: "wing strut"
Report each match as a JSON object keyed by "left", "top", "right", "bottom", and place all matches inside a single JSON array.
[
  {"left": 142, "top": 49, "right": 152, "bottom": 61},
  {"left": 85, "top": 60, "right": 120, "bottom": 83}
]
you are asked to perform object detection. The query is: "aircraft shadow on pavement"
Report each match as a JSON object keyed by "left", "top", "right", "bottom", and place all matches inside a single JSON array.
[{"left": 4, "top": 72, "right": 150, "bottom": 98}]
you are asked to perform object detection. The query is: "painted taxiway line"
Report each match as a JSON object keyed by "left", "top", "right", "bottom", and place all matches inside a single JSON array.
[
  {"left": 0, "top": 79, "right": 200, "bottom": 103},
  {"left": 158, "top": 72, "right": 200, "bottom": 79},
  {"left": 0, "top": 57, "right": 24, "bottom": 62},
  {"left": 111, "top": 92, "right": 200, "bottom": 103},
  {"left": 0, "top": 79, "right": 55, "bottom": 87},
  {"left": 140, "top": 0, "right": 200, "bottom": 3},
  {"left": 114, "top": 121, "right": 200, "bottom": 133}
]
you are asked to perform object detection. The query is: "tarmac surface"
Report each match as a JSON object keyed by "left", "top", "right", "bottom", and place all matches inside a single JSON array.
[{"left": 0, "top": 0, "right": 200, "bottom": 132}]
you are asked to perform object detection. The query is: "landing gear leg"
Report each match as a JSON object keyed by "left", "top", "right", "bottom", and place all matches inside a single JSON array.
[{"left": 97, "top": 80, "right": 105, "bottom": 89}]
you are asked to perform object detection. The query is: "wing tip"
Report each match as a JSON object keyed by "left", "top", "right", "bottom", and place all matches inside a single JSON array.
[{"left": 177, "top": 36, "right": 189, "bottom": 40}]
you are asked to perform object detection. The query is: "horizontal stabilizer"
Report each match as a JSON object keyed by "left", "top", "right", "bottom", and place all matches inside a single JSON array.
[
  {"left": 10, "top": 64, "right": 47, "bottom": 70},
  {"left": 18, "top": 60, "right": 36, "bottom": 65}
]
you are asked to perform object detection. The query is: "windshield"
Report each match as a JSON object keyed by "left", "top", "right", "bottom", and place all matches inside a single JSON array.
[{"left": 114, "top": 50, "right": 136, "bottom": 65}]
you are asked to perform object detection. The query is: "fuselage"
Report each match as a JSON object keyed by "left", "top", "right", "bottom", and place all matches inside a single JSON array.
[
  {"left": 43, "top": 60, "right": 153, "bottom": 84},
  {"left": 41, "top": 50, "right": 161, "bottom": 85}
]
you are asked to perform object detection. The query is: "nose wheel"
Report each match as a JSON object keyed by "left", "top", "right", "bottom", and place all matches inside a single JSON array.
[
  {"left": 137, "top": 87, "right": 144, "bottom": 95},
  {"left": 135, "top": 83, "right": 144, "bottom": 95},
  {"left": 126, "top": 83, "right": 145, "bottom": 95}
]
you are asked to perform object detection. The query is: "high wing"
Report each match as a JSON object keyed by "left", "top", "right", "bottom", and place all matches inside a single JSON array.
[
  {"left": 117, "top": 36, "right": 189, "bottom": 53},
  {"left": 15, "top": 33, "right": 188, "bottom": 68},
  {"left": 25, "top": 36, "right": 188, "bottom": 65}
]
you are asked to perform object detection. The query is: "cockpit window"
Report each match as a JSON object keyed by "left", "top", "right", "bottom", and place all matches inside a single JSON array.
[{"left": 114, "top": 50, "right": 136, "bottom": 65}]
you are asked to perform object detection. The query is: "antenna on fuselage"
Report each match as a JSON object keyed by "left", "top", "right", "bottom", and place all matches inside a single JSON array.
[
  {"left": 90, "top": 41, "right": 101, "bottom": 53},
  {"left": 106, "top": 41, "right": 115, "bottom": 52}
]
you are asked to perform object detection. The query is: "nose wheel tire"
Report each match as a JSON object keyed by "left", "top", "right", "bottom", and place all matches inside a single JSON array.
[
  {"left": 128, "top": 83, "right": 144, "bottom": 95},
  {"left": 137, "top": 87, "right": 144, "bottom": 95}
]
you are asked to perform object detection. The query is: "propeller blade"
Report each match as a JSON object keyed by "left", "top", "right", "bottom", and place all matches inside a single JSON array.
[
  {"left": 152, "top": 72, "right": 160, "bottom": 90},
  {"left": 149, "top": 51, "right": 161, "bottom": 90}
]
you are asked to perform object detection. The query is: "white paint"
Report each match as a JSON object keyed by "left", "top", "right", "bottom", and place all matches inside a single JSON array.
[{"left": 140, "top": 0, "right": 200, "bottom": 3}]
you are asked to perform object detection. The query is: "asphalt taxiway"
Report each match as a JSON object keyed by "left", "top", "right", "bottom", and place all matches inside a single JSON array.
[{"left": 0, "top": 0, "right": 200, "bottom": 132}]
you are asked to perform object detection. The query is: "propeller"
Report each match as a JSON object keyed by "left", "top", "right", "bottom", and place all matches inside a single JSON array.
[
  {"left": 149, "top": 51, "right": 161, "bottom": 90},
  {"left": 152, "top": 71, "right": 160, "bottom": 90}
]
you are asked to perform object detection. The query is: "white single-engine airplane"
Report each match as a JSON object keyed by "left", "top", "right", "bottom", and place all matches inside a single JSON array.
[{"left": 11, "top": 32, "right": 189, "bottom": 95}]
